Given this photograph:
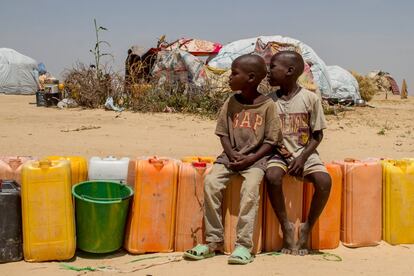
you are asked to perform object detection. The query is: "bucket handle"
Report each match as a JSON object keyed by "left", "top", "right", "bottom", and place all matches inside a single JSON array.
[{"left": 81, "top": 194, "right": 122, "bottom": 203}]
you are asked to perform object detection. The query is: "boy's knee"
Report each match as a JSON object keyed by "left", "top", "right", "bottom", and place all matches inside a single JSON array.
[
  {"left": 265, "top": 167, "right": 284, "bottom": 187},
  {"left": 314, "top": 173, "right": 332, "bottom": 194},
  {"left": 204, "top": 173, "right": 221, "bottom": 194}
]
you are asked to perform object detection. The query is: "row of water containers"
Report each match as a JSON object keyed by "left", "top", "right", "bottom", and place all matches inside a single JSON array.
[{"left": 0, "top": 156, "right": 413, "bottom": 263}]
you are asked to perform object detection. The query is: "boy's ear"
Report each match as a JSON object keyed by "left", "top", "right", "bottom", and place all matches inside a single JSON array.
[
  {"left": 247, "top": 72, "right": 256, "bottom": 82},
  {"left": 286, "top": 66, "right": 295, "bottom": 76}
]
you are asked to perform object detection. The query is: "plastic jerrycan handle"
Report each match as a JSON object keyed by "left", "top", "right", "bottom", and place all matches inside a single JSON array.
[
  {"left": 8, "top": 158, "right": 23, "bottom": 170},
  {"left": 149, "top": 157, "right": 168, "bottom": 169},
  {"left": 344, "top": 158, "right": 359, "bottom": 163},
  {"left": 103, "top": 156, "right": 117, "bottom": 161},
  {"left": 39, "top": 159, "right": 52, "bottom": 169}
]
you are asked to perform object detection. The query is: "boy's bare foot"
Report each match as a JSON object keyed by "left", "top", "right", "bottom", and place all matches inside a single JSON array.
[
  {"left": 297, "top": 222, "right": 310, "bottom": 256},
  {"left": 281, "top": 222, "right": 296, "bottom": 254}
]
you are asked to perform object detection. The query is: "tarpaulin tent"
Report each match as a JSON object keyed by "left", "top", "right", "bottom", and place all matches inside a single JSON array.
[
  {"left": 207, "top": 35, "right": 332, "bottom": 97},
  {"left": 0, "top": 48, "right": 39, "bottom": 94},
  {"left": 327, "top": 65, "right": 361, "bottom": 101}
]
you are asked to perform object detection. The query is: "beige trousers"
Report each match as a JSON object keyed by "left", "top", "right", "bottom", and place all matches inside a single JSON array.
[{"left": 204, "top": 163, "right": 264, "bottom": 251}]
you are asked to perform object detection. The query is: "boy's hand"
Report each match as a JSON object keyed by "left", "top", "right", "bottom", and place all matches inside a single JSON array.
[
  {"left": 228, "top": 155, "right": 255, "bottom": 171},
  {"left": 277, "top": 146, "right": 292, "bottom": 159},
  {"left": 287, "top": 155, "right": 306, "bottom": 176},
  {"left": 229, "top": 151, "right": 246, "bottom": 163}
]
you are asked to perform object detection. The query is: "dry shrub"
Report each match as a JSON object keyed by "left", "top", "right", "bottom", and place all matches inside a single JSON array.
[
  {"left": 127, "top": 80, "right": 229, "bottom": 118},
  {"left": 351, "top": 71, "right": 377, "bottom": 102},
  {"left": 63, "top": 63, "right": 125, "bottom": 108}
]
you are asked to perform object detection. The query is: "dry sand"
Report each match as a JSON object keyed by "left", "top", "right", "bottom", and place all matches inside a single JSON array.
[{"left": 1, "top": 93, "right": 413, "bottom": 275}]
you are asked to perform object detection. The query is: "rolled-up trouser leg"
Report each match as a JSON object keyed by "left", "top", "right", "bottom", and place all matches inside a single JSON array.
[{"left": 235, "top": 167, "right": 264, "bottom": 251}]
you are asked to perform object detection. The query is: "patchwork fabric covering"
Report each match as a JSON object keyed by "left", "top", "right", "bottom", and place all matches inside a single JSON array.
[{"left": 151, "top": 49, "right": 207, "bottom": 87}]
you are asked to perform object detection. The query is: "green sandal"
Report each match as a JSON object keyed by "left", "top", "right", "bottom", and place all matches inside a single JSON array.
[
  {"left": 228, "top": 246, "right": 254, "bottom": 265},
  {"left": 183, "top": 244, "right": 215, "bottom": 260}
]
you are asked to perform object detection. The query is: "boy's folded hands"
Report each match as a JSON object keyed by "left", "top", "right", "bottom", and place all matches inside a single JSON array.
[{"left": 228, "top": 151, "right": 255, "bottom": 171}]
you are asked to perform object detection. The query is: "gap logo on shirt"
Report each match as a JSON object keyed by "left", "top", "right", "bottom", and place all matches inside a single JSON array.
[{"left": 232, "top": 111, "right": 264, "bottom": 131}]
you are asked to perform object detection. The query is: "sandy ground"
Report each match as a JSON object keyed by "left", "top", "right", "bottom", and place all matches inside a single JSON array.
[{"left": 1, "top": 93, "right": 414, "bottom": 275}]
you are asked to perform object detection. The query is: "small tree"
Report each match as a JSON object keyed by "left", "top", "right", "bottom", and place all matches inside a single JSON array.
[{"left": 90, "top": 18, "right": 112, "bottom": 80}]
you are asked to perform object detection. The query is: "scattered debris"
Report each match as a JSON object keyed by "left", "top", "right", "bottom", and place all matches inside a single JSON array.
[
  {"left": 61, "top": 125, "right": 101, "bottom": 132},
  {"left": 105, "top": 97, "right": 124, "bottom": 112},
  {"left": 57, "top": 98, "right": 79, "bottom": 109},
  {"left": 60, "top": 255, "right": 183, "bottom": 274}
]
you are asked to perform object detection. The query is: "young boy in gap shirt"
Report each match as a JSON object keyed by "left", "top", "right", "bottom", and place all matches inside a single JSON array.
[{"left": 184, "top": 54, "right": 282, "bottom": 264}]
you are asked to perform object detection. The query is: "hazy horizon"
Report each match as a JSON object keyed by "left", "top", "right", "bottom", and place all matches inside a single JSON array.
[{"left": 1, "top": 0, "right": 412, "bottom": 94}]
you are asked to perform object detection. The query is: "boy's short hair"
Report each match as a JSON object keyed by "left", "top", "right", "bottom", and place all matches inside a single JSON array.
[
  {"left": 233, "top": 54, "right": 267, "bottom": 81},
  {"left": 271, "top": 51, "right": 305, "bottom": 78}
]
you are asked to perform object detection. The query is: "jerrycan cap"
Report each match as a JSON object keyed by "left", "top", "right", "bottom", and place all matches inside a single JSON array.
[{"left": 192, "top": 162, "right": 207, "bottom": 168}]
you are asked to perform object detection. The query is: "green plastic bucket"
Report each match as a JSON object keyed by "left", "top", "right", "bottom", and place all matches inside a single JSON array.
[{"left": 72, "top": 181, "right": 133, "bottom": 253}]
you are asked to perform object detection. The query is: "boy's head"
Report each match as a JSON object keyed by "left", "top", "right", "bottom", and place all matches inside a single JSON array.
[
  {"left": 229, "top": 54, "right": 267, "bottom": 91},
  {"left": 268, "top": 51, "right": 305, "bottom": 86}
]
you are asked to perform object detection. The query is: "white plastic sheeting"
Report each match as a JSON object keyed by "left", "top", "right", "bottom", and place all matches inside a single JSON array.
[
  {"left": 207, "top": 35, "right": 332, "bottom": 97},
  {"left": 327, "top": 65, "right": 361, "bottom": 101},
  {"left": 0, "top": 48, "right": 39, "bottom": 94}
]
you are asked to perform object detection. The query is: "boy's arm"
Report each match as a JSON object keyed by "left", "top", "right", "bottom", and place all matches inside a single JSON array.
[
  {"left": 288, "top": 130, "right": 323, "bottom": 176},
  {"left": 220, "top": 135, "right": 245, "bottom": 162},
  {"left": 289, "top": 94, "right": 326, "bottom": 176}
]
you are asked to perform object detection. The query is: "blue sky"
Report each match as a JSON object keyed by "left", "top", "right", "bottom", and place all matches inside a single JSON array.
[{"left": 1, "top": 0, "right": 413, "bottom": 93}]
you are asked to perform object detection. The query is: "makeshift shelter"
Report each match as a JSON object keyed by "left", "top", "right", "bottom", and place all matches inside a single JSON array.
[
  {"left": 207, "top": 35, "right": 332, "bottom": 97},
  {"left": 0, "top": 48, "right": 39, "bottom": 94},
  {"left": 151, "top": 49, "right": 207, "bottom": 87},
  {"left": 127, "top": 38, "right": 221, "bottom": 84},
  {"left": 367, "top": 70, "right": 400, "bottom": 95},
  {"left": 327, "top": 65, "right": 361, "bottom": 101}
]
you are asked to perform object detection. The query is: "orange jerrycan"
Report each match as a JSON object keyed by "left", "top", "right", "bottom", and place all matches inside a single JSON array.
[
  {"left": 382, "top": 159, "right": 414, "bottom": 244},
  {"left": 174, "top": 160, "right": 213, "bottom": 252},
  {"left": 46, "top": 156, "right": 87, "bottom": 185},
  {"left": 0, "top": 156, "right": 34, "bottom": 185},
  {"left": 303, "top": 163, "right": 342, "bottom": 249},
  {"left": 263, "top": 175, "right": 303, "bottom": 252},
  {"left": 223, "top": 175, "right": 264, "bottom": 254},
  {"left": 335, "top": 159, "right": 382, "bottom": 247},
  {"left": 124, "top": 157, "right": 179, "bottom": 253},
  {"left": 21, "top": 159, "right": 75, "bottom": 262}
]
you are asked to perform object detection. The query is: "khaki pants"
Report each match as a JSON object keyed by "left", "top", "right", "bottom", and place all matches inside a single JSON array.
[{"left": 204, "top": 163, "right": 264, "bottom": 251}]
